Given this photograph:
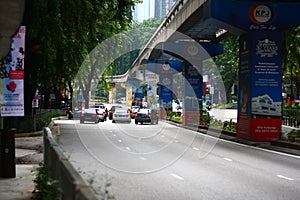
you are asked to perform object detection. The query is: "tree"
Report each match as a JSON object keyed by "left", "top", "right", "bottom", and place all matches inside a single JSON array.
[
  {"left": 213, "top": 35, "right": 240, "bottom": 103},
  {"left": 282, "top": 26, "right": 300, "bottom": 98},
  {"left": 106, "top": 18, "right": 163, "bottom": 75},
  {"left": 22, "top": 0, "right": 139, "bottom": 112}
]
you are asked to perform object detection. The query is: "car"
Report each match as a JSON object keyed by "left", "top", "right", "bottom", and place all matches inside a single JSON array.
[
  {"left": 172, "top": 99, "right": 183, "bottom": 114},
  {"left": 94, "top": 102, "right": 105, "bottom": 109},
  {"left": 112, "top": 108, "right": 131, "bottom": 123},
  {"left": 108, "top": 105, "right": 122, "bottom": 120},
  {"left": 135, "top": 108, "right": 158, "bottom": 125},
  {"left": 97, "top": 108, "right": 107, "bottom": 121},
  {"left": 201, "top": 108, "right": 210, "bottom": 116},
  {"left": 130, "top": 106, "right": 140, "bottom": 119},
  {"left": 116, "top": 97, "right": 127, "bottom": 104},
  {"left": 80, "top": 108, "right": 104, "bottom": 124}
]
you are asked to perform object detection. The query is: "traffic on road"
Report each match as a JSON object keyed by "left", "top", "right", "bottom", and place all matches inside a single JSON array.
[{"left": 53, "top": 103, "right": 300, "bottom": 200}]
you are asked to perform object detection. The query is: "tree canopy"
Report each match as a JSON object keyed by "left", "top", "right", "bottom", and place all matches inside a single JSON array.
[{"left": 22, "top": 0, "right": 139, "bottom": 112}]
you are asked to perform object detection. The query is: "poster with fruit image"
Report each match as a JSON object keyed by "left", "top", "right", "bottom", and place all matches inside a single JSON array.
[{"left": 0, "top": 26, "right": 25, "bottom": 116}]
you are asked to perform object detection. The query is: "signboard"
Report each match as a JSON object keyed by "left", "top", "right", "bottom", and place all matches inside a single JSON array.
[
  {"left": 237, "top": 31, "right": 282, "bottom": 141},
  {"left": 211, "top": 0, "right": 300, "bottom": 31},
  {"left": 182, "top": 64, "right": 203, "bottom": 125},
  {"left": 0, "top": 26, "right": 25, "bottom": 117},
  {"left": 159, "top": 63, "right": 173, "bottom": 110}
]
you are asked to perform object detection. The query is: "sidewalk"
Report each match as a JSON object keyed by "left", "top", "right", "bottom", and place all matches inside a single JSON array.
[{"left": 0, "top": 132, "right": 43, "bottom": 200}]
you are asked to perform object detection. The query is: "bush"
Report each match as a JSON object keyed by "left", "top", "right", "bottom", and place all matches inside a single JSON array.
[
  {"left": 33, "top": 162, "right": 61, "bottom": 200},
  {"left": 288, "top": 130, "right": 300, "bottom": 142},
  {"left": 12, "top": 110, "right": 65, "bottom": 133},
  {"left": 171, "top": 115, "right": 182, "bottom": 122},
  {"left": 223, "top": 120, "right": 237, "bottom": 132},
  {"left": 200, "top": 115, "right": 211, "bottom": 124}
]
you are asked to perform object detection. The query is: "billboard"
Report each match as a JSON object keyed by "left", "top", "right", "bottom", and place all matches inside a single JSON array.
[
  {"left": 0, "top": 26, "right": 26, "bottom": 117},
  {"left": 237, "top": 31, "right": 282, "bottom": 141}
]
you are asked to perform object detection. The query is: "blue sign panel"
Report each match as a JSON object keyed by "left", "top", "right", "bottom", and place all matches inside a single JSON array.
[
  {"left": 211, "top": 0, "right": 300, "bottom": 31},
  {"left": 183, "top": 64, "right": 203, "bottom": 111},
  {"left": 147, "top": 60, "right": 180, "bottom": 110},
  {"left": 251, "top": 31, "right": 282, "bottom": 117},
  {"left": 146, "top": 60, "right": 182, "bottom": 73},
  {"left": 237, "top": 31, "right": 282, "bottom": 141}
]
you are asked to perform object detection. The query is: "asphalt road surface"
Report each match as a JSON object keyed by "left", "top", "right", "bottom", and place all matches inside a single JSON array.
[{"left": 55, "top": 118, "right": 300, "bottom": 200}]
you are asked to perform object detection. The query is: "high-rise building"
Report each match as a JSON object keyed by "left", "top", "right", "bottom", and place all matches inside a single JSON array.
[
  {"left": 155, "top": 0, "right": 177, "bottom": 19},
  {"left": 133, "top": 0, "right": 155, "bottom": 22},
  {"left": 133, "top": 0, "right": 177, "bottom": 22}
]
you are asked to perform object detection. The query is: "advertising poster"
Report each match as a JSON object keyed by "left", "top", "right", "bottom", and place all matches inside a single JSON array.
[
  {"left": 237, "top": 31, "right": 282, "bottom": 141},
  {"left": 0, "top": 26, "right": 25, "bottom": 117},
  {"left": 250, "top": 31, "right": 282, "bottom": 141},
  {"left": 251, "top": 32, "right": 282, "bottom": 118},
  {"left": 237, "top": 34, "right": 252, "bottom": 139},
  {"left": 182, "top": 64, "right": 203, "bottom": 125},
  {"left": 159, "top": 62, "right": 173, "bottom": 110}
]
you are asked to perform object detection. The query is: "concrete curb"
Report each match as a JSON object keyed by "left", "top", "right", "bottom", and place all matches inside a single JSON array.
[{"left": 166, "top": 119, "right": 300, "bottom": 156}]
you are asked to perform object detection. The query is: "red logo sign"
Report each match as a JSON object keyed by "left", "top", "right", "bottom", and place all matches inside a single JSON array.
[{"left": 249, "top": 4, "right": 272, "bottom": 25}]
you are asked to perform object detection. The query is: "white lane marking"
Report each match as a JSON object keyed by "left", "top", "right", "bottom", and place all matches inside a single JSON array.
[
  {"left": 171, "top": 173, "right": 184, "bottom": 181},
  {"left": 277, "top": 175, "right": 294, "bottom": 181},
  {"left": 140, "top": 157, "right": 146, "bottom": 160},
  {"left": 126, "top": 147, "right": 131, "bottom": 151},
  {"left": 161, "top": 135, "right": 165, "bottom": 138},
  {"left": 118, "top": 139, "right": 122, "bottom": 143},
  {"left": 174, "top": 140, "right": 178, "bottom": 143},
  {"left": 113, "top": 134, "right": 117, "bottom": 137},
  {"left": 224, "top": 157, "right": 233, "bottom": 162},
  {"left": 193, "top": 147, "right": 200, "bottom": 151}
]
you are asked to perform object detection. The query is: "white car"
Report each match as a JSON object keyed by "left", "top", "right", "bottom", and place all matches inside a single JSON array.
[
  {"left": 172, "top": 99, "right": 183, "bottom": 113},
  {"left": 112, "top": 108, "right": 131, "bottom": 123}
]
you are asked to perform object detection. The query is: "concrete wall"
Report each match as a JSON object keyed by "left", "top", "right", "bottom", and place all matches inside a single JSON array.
[{"left": 43, "top": 127, "right": 98, "bottom": 200}]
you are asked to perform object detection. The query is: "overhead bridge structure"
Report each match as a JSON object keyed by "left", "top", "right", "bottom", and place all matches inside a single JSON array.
[{"left": 109, "top": 0, "right": 300, "bottom": 142}]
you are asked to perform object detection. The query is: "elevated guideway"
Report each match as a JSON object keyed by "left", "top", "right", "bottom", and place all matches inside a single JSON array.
[{"left": 110, "top": 0, "right": 300, "bottom": 142}]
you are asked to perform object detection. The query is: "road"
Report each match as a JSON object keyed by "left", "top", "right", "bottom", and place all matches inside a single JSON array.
[{"left": 55, "top": 117, "right": 300, "bottom": 200}]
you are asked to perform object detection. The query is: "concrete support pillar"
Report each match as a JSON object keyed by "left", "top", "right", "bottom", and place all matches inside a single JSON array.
[
  {"left": 109, "top": 87, "right": 117, "bottom": 104},
  {"left": 126, "top": 85, "right": 132, "bottom": 106},
  {"left": 182, "top": 62, "right": 203, "bottom": 126},
  {"left": 237, "top": 31, "right": 282, "bottom": 141},
  {"left": 0, "top": 0, "right": 25, "bottom": 58}
]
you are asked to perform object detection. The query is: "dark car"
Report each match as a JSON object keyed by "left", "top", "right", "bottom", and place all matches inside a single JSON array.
[
  {"left": 80, "top": 108, "right": 104, "bottom": 124},
  {"left": 135, "top": 109, "right": 158, "bottom": 125}
]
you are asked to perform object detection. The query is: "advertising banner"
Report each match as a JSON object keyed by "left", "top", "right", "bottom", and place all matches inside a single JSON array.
[
  {"left": 159, "top": 62, "right": 173, "bottom": 110},
  {"left": 237, "top": 31, "right": 282, "bottom": 141},
  {"left": 182, "top": 64, "right": 203, "bottom": 126},
  {"left": 0, "top": 26, "right": 25, "bottom": 117}
]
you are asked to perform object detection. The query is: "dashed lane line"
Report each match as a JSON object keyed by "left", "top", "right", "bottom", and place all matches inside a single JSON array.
[
  {"left": 171, "top": 173, "right": 184, "bottom": 181},
  {"left": 277, "top": 175, "right": 294, "bottom": 181}
]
